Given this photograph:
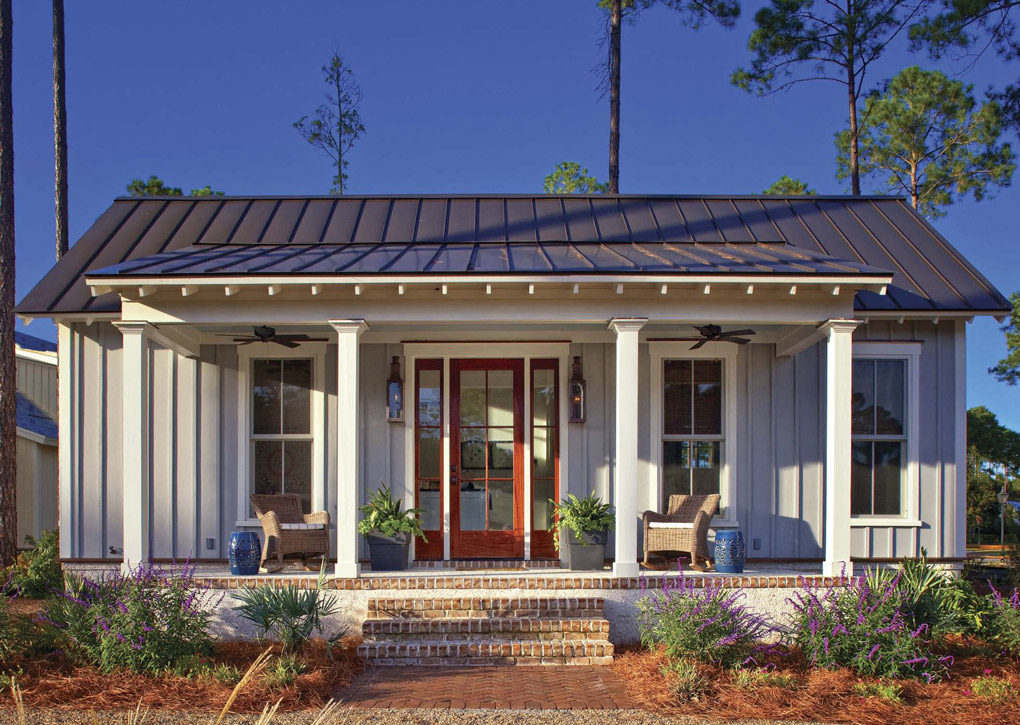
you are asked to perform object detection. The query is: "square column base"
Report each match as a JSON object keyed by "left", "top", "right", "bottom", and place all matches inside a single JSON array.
[
  {"left": 613, "top": 561, "right": 640, "bottom": 578},
  {"left": 822, "top": 559, "right": 851, "bottom": 577},
  {"left": 335, "top": 561, "right": 361, "bottom": 579}
]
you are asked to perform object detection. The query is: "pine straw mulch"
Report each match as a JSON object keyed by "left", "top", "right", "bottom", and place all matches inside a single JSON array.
[
  {"left": 612, "top": 644, "right": 1020, "bottom": 725},
  {"left": 0, "top": 638, "right": 363, "bottom": 714}
]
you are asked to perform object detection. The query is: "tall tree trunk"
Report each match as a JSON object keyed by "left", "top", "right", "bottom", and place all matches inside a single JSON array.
[
  {"left": 910, "top": 162, "right": 919, "bottom": 210},
  {"left": 845, "top": 0, "right": 860, "bottom": 195},
  {"left": 0, "top": 0, "right": 16, "bottom": 568},
  {"left": 608, "top": 0, "right": 621, "bottom": 194},
  {"left": 53, "top": 0, "right": 67, "bottom": 259}
]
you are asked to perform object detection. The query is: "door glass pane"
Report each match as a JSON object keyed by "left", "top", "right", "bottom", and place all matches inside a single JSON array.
[
  {"left": 488, "top": 428, "right": 514, "bottom": 478},
  {"left": 533, "top": 478, "right": 555, "bottom": 531},
  {"left": 662, "top": 440, "right": 691, "bottom": 499},
  {"left": 252, "top": 360, "right": 282, "bottom": 434},
  {"left": 281, "top": 359, "right": 312, "bottom": 434},
  {"left": 851, "top": 441, "right": 873, "bottom": 515},
  {"left": 533, "top": 426, "right": 553, "bottom": 478},
  {"left": 460, "top": 481, "right": 486, "bottom": 530},
  {"left": 487, "top": 370, "right": 514, "bottom": 427},
  {"left": 533, "top": 369, "right": 556, "bottom": 426},
  {"left": 418, "top": 480, "right": 440, "bottom": 531},
  {"left": 852, "top": 360, "right": 875, "bottom": 435},
  {"left": 875, "top": 360, "right": 905, "bottom": 435},
  {"left": 283, "top": 440, "right": 312, "bottom": 513},
  {"left": 664, "top": 360, "right": 692, "bottom": 435},
  {"left": 418, "top": 369, "right": 442, "bottom": 426},
  {"left": 251, "top": 440, "right": 282, "bottom": 496},
  {"left": 459, "top": 370, "right": 486, "bottom": 426},
  {"left": 459, "top": 428, "right": 486, "bottom": 479},
  {"left": 692, "top": 361, "right": 722, "bottom": 435},
  {"left": 489, "top": 480, "right": 514, "bottom": 530},
  {"left": 691, "top": 441, "right": 721, "bottom": 495},
  {"left": 418, "top": 427, "right": 440, "bottom": 478},
  {"left": 873, "top": 441, "right": 902, "bottom": 515}
]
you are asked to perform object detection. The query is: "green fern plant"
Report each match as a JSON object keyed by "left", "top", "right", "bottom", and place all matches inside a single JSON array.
[
  {"left": 357, "top": 484, "right": 427, "bottom": 541},
  {"left": 549, "top": 492, "right": 615, "bottom": 549}
]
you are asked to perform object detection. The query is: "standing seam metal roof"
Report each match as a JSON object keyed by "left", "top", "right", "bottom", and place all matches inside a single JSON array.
[{"left": 14, "top": 194, "right": 1011, "bottom": 315}]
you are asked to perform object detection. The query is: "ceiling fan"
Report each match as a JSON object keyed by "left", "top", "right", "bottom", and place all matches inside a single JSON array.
[
  {"left": 676, "top": 324, "right": 756, "bottom": 350},
  {"left": 219, "top": 326, "right": 327, "bottom": 349}
]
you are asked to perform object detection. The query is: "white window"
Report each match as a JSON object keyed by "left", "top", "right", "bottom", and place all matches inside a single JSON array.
[
  {"left": 237, "top": 346, "right": 325, "bottom": 525},
  {"left": 650, "top": 343, "right": 737, "bottom": 524},
  {"left": 851, "top": 342, "right": 921, "bottom": 526}
]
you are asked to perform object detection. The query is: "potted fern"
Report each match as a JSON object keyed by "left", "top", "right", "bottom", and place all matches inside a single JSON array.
[
  {"left": 358, "top": 484, "right": 427, "bottom": 571},
  {"left": 550, "top": 492, "right": 615, "bottom": 571}
]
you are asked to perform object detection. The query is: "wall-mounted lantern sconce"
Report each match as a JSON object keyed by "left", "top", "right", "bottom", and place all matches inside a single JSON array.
[
  {"left": 387, "top": 356, "right": 404, "bottom": 422},
  {"left": 568, "top": 355, "right": 586, "bottom": 424}
]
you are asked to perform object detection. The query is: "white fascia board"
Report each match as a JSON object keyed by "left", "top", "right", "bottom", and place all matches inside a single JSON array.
[
  {"left": 859, "top": 309, "right": 1006, "bottom": 320},
  {"left": 16, "top": 427, "right": 57, "bottom": 446},
  {"left": 15, "top": 348, "right": 58, "bottom": 366}
]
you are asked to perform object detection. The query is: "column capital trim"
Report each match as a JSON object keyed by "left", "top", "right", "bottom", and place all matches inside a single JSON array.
[
  {"left": 608, "top": 317, "right": 648, "bottom": 334},
  {"left": 329, "top": 319, "right": 369, "bottom": 336},
  {"left": 818, "top": 318, "right": 862, "bottom": 336},
  {"left": 113, "top": 320, "right": 152, "bottom": 336}
]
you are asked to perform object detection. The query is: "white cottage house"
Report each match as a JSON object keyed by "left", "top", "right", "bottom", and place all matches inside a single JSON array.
[{"left": 16, "top": 194, "right": 1010, "bottom": 579}]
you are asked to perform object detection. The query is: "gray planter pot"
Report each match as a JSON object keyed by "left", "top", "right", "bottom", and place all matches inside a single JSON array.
[
  {"left": 566, "top": 529, "right": 608, "bottom": 571},
  {"left": 366, "top": 533, "right": 410, "bottom": 571}
]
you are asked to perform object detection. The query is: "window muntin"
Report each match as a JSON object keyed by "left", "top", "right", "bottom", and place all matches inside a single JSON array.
[
  {"left": 661, "top": 359, "right": 724, "bottom": 506},
  {"left": 851, "top": 358, "right": 907, "bottom": 517},
  {"left": 249, "top": 358, "right": 314, "bottom": 513}
]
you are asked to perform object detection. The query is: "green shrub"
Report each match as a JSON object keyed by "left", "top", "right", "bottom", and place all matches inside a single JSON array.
[
  {"left": 6, "top": 530, "right": 62, "bottom": 599},
  {"left": 206, "top": 662, "right": 243, "bottom": 686},
  {"left": 549, "top": 492, "right": 615, "bottom": 549},
  {"left": 45, "top": 563, "right": 215, "bottom": 674},
  {"left": 662, "top": 658, "right": 709, "bottom": 703},
  {"left": 968, "top": 670, "right": 1014, "bottom": 702},
  {"left": 732, "top": 668, "right": 798, "bottom": 690},
  {"left": 263, "top": 655, "right": 304, "bottom": 689},
  {"left": 986, "top": 585, "right": 1020, "bottom": 657},
  {"left": 232, "top": 568, "right": 343, "bottom": 655},
  {"left": 357, "top": 485, "right": 427, "bottom": 541},
  {"left": 852, "top": 680, "right": 903, "bottom": 703}
]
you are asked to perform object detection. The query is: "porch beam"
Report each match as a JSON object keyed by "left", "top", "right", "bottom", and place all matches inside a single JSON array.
[
  {"left": 775, "top": 324, "right": 826, "bottom": 358},
  {"left": 330, "top": 319, "right": 369, "bottom": 578},
  {"left": 609, "top": 317, "right": 647, "bottom": 577},
  {"left": 821, "top": 318, "right": 861, "bottom": 577},
  {"left": 148, "top": 324, "right": 201, "bottom": 359},
  {"left": 113, "top": 321, "right": 152, "bottom": 573}
]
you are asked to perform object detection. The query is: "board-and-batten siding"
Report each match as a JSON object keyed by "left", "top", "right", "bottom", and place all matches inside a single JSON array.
[
  {"left": 16, "top": 355, "right": 57, "bottom": 420},
  {"left": 61, "top": 320, "right": 963, "bottom": 562}
]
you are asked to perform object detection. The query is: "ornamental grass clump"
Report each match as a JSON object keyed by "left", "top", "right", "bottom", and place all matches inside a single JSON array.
[
  {"left": 787, "top": 572, "right": 952, "bottom": 682},
  {"left": 638, "top": 566, "right": 775, "bottom": 668},
  {"left": 44, "top": 562, "right": 217, "bottom": 674}
]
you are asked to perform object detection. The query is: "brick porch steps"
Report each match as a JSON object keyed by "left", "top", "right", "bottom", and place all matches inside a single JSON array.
[
  {"left": 359, "top": 596, "right": 614, "bottom": 666},
  {"left": 411, "top": 559, "right": 562, "bottom": 570}
]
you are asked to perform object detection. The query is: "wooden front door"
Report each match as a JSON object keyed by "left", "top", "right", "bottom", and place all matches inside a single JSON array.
[{"left": 450, "top": 359, "right": 525, "bottom": 558}]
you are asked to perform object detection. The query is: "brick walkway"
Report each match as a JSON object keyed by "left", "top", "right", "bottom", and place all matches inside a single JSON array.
[{"left": 339, "top": 665, "right": 637, "bottom": 709}]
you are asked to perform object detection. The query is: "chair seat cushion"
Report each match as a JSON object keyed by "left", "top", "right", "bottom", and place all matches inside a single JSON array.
[
  {"left": 279, "top": 523, "right": 326, "bottom": 531},
  {"left": 648, "top": 522, "right": 694, "bottom": 529}
]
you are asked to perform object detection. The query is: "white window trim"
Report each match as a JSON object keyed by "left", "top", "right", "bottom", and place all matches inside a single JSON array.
[
  {"left": 235, "top": 343, "right": 327, "bottom": 527},
  {"left": 649, "top": 342, "right": 738, "bottom": 527},
  {"left": 850, "top": 341, "right": 921, "bottom": 527}
]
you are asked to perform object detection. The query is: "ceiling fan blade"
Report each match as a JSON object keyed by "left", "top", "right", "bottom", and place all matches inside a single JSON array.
[
  {"left": 728, "top": 337, "right": 752, "bottom": 345},
  {"left": 722, "top": 329, "right": 756, "bottom": 337},
  {"left": 275, "top": 334, "right": 329, "bottom": 343},
  {"left": 271, "top": 339, "right": 301, "bottom": 349},
  {"left": 234, "top": 339, "right": 256, "bottom": 345},
  {"left": 690, "top": 340, "right": 707, "bottom": 350},
  {"left": 693, "top": 325, "right": 714, "bottom": 336}
]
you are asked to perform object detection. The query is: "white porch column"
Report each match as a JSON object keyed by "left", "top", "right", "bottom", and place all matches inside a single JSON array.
[
  {"left": 330, "top": 319, "right": 368, "bottom": 578},
  {"left": 609, "top": 318, "right": 647, "bottom": 577},
  {"left": 114, "top": 321, "right": 151, "bottom": 574},
  {"left": 821, "top": 319, "right": 861, "bottom": 577}
]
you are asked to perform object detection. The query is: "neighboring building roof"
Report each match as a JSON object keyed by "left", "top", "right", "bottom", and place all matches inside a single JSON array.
[
  {"left": 16, "top": 392, "right": 58, "bottom": 443},
  {"left": 15, "top": 331, "right": 57, "bottom": 354},
  {"left": 15, "top": 194, "right": 1011, "bottom": 316}
]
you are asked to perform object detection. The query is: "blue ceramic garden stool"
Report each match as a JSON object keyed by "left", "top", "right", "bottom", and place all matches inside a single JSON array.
[
  {"left": 714, "top": 530, "right": 745, "bottom": 574},
  {"left": 228, "top": 531, "right": 262, "bottom": 576}
]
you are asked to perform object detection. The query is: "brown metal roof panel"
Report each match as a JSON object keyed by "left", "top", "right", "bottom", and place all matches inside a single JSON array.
[
  {"left": 507, "top": 243, "right": 552, "bottom": 272},
  {"left": 789, "top": 200, "right": 865, "bottom": 263},
  {"left": 705, "top": 199, "right": 751, "bottom": 242},
  {"left": 291, "top": 199, "right": 335, "bottom": 243},
  {"left": 591, "top": 198, "right": 630, "bottom": 242},
  {"left": 689, "top": 244, "right": 769, "bottom": 273},
  {"left": 260, "top": 200, "right": 306, "bottom": 244},
  {"left": 878, "top": 201, "right": 1008, "bottom": 309},
  {"left": 647, "top": 199, "right": 691, "bottom": 242},
  {"left": 446, "top": 199, "right": 477, "bottom": 243},
  {"left": 384, "top": 198, "right": 419, "bottom": 242},
  {"left": 293, "top": 244, "right": 376, "bottom": 273},
  {"left": 232, "top": 200, "right": 280, "bottom": 243},
  {"left": 571, "top": 243, "right": 638, "bottom": 271},
  {"left": 758, "top": 200, "right": 822, "bottom": 251},
  {"left": 414, "top": 199, "right": 448, "bottom": 242},
  {"left": 321, "top": 199, "right": 363, "bottom": 243},
  {"left": 124, "top": 200, "right": 195, "bottom": 259},
  {"left": 352, "top": 199, "right": 391, "bottom": 243},
  {"left": 610, "top": 243, "right": 677, "bottom": 270},
  {"left": 734, "top": 243, "right": 819, "bottom": 273},
  {"left": 16, "top": 200, "right": 139, "bottom": 313},
  {"left": 655, "top": 243, "right": 716, "bottom": 271},
  {"left": 620, "top": 199, "right": 661, "bottom": 242},
  {"left": 217, "top": 245, "right": 316, "bottom": 274},
  {"left": 477, "top": 198, "right": 505, "bottom": 241},
  {"left": 195, "top": 199, "right": 248, "bottom": 245},
  {"left": 732, "top": 199, "right": 782, "bottom": 242},
  {"left": 426, "top": 243, "right": 475, "bottom": 273},
  {"left": 383, "top": 243, "right": 440, "bottom": 272},
  {"left": 677, "top": 199, "right": 723, "bottom": 242},
  {"left": 472, "top": 244, "right": 510, "bottom": 272},
  {"left": 534, "top": 198, "right": 567, "bottom": 241},
  {"left": 541, "top": 243, "right": 596, "bottom": 272},
  {"left": 505, "top": 198, "right": 537, "bottom": 242},
  {"left": 340, "top": 244, "right": 408, "bottom": 273},
  {"left": 562, "top": 198, "right": 598, "bottom": 242}
]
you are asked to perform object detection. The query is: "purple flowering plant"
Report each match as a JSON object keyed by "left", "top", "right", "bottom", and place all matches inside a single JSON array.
[
  {"left": 985, "top": 584, "right": 1020, "bottom": 657},
  {"left": 637, "top": 564, "right": 777, "bottom": 668},
  {"left": 44, "top": 561, "right": 218, "bottom": 674},
  {"left": 787, "top": 571, "right": 952, "bottom": 682}
]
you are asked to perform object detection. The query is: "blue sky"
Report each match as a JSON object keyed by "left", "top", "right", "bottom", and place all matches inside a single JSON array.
[{"left": 10, "top": 0, "right": 1020, "bottom": 429}]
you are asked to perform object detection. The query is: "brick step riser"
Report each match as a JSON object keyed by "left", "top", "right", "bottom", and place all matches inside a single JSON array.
[
  {"left": 362, "top": 619, "right": 610, "bottom": 638},
  {"left": 358, "top": 641, "right": 614, "bottom": 661},
  {"left": 368, "top": 608, "right": 604, "bottom": 620},
  {"left": 367, "top": 598, "right": 605, "bottom": 618},
  {"left": 363, "top": 632, "right": 607, "bottom": 643},
  {"left": 363, "top": 656, "right": 616, "bottom": 666}
]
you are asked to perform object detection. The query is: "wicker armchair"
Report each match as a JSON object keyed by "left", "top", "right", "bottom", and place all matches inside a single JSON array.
[
  {"left": 250, "top": 494, "right": 330, "bottom": 571},
  {"left": 642, "top": 494, "right": 720, "bottom": 570}
]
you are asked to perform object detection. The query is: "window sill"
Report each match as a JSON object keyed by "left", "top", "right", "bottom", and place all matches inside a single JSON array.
[
  {"left": 850, "top": 518, "right": 922, "bottom": 528},
  {"left": 234, "top": 520, "right": 263, "bottom": 528}
]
